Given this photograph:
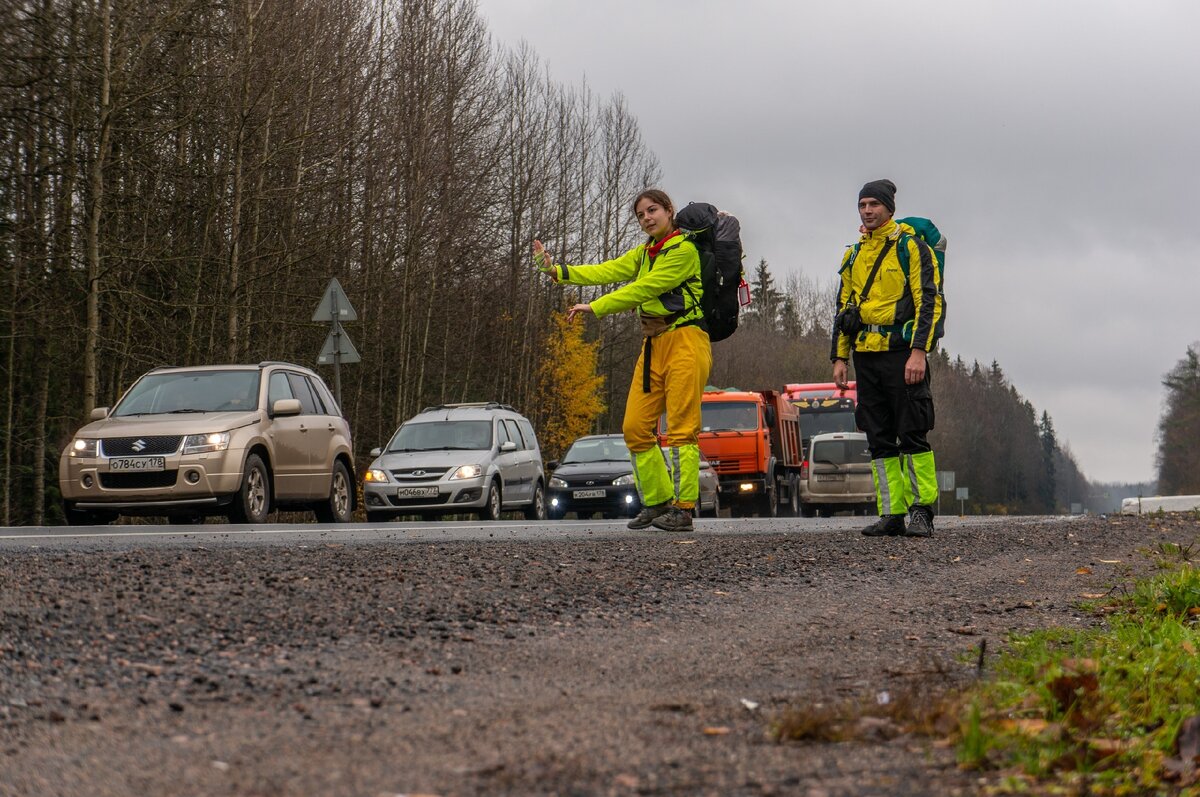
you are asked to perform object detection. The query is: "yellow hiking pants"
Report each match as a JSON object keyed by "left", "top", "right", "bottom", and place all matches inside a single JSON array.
[{"left": 622, "top": 324, "right": 712, "bottom": 509}]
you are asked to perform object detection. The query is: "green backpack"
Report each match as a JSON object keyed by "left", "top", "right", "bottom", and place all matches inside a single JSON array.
[{"left": 895, "top": 216, "right": 947, "bottom": 342}]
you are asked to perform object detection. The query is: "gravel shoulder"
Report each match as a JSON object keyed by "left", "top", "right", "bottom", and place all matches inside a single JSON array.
[{"left": 2, "top": 514, "right": 1195, "bottom": 796}]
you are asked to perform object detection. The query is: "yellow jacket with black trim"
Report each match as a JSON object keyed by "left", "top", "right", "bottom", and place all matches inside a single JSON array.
[
  {"left": 550, "top": 235, "right": 704, "bottom": 330},
  {"left": 832, "top": 218, "right": 944, "bottom": 359}
]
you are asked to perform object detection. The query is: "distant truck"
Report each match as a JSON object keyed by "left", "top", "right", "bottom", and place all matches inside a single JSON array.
[
  {"left": 685, "top": 388, "right": 804, "bottom": 517},
  {"left": 783, "top": 381, "right": 859, "bottom": 457}
]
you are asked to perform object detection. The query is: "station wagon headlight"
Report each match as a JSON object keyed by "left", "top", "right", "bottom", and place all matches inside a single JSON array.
[
  {"left": 69, "top": 438, "right": 98, "bottom": 457},
  {"left": 182, "top": 432, "right": 230, "bottom": 454},
  {"left": 449, "top": 464, "right": 482, "bottom": 480},
  {"left": 549, "top": 476, "right": 568, "bottom": 489},
  {"left": 364, "top": 468, "right": 390, "bottom": 483},
  {"left": 612, "top": 473, "right": 636, "bottom": 486}
]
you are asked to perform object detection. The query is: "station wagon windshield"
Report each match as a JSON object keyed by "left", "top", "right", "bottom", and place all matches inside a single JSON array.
[
  {"left": 812, "top": 438, "right": 871, "bottom": 466},
  {"left": 562, "top": 439, "right": 630, "bottom": 464},
  {"left": 113, "top": 371, "right": 261, "bottom": 416},
  {"left": 388, "top": 420, "right": 493, "bottom": 452}
]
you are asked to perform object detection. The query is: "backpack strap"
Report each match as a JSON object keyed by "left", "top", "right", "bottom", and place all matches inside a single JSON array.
[{"left": 857, "top": 239, "right": 895, "bottom": 303}]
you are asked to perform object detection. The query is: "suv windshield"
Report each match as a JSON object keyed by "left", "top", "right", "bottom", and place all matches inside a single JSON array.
[
  {"left": 812, "top": 438, "right": 871, "bottom": 466},
  {"left": 563, "top": 438, "right": 629, "bottom": 464},
  {"left": 113, "top": 370, "right": 261, "bottom": 416},
  {"left": 700, "top": 401, "right": 759, "bottom": 432},
  {"left": 388, "top": 420, "right": 493, "bottom": 452}
]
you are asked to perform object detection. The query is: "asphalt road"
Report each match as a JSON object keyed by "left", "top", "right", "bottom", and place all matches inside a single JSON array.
[{"left": 0, "top": 514, "right": 1029, "bottom": 549}]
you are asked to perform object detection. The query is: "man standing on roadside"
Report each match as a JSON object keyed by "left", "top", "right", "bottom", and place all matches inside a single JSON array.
[{"left": 832, "top": 179, "right": 945, "bottom": 537}]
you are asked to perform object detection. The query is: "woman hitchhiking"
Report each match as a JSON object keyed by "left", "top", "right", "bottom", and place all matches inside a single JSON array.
[{"left": 533, "top": 189, "right": 712, "bottom": 532}]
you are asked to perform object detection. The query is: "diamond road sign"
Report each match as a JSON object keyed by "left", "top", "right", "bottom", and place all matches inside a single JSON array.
[{"left": 312, "top": 277, "right": 358, "bottom": 322}]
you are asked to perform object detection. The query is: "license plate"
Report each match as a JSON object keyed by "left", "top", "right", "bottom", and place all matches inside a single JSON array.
[
  {"left": 397, "top": 487, "right": 439, "bottom": 499},
  {"left": 572, "top": 489, "right": 606, "bottom": 499},
  {"left": 109, "top": 456, "right": 166, "bottom": 472},
  {"left": 816, "top": 474, "right": 843, "bottom": 482}
]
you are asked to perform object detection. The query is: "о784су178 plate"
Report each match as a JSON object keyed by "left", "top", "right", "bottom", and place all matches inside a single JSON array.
[{"left": 109, "top": 457, "right": 166, "bottom": 472}]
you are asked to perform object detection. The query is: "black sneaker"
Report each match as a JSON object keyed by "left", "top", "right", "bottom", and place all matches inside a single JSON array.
[
  {"left": 651, "top": 507, "right": 693, "bottom": 532},
  {"left": 905, "top": 506, "right": 934, "bottom": 537},
  {"left": 628, "top": 502, "right": 672, "bottom": 530},
  {"left": 862, "top": 514, "right": 906, "bottom": 537}
]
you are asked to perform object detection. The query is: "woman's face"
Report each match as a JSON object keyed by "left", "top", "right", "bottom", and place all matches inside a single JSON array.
[{"left": 635, "top": 198, "right": 674, "bottom": 240}]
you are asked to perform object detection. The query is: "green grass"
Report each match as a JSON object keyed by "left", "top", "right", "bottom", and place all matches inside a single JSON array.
[{"left": 959, "top": 563, "right": 1200, "bottom": 795}]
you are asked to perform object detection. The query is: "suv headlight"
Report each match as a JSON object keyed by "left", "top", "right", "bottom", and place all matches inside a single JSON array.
[
  {"left": 612, "top": 473, "right": 636, "bottom": 486},
  {"left": 182, "top": 432, "right": 231, "bottom": 454},
  {"left": 449, "top": 465, "right": 483, "bottom": 480},
  {"left": 364, "top": 468, "right": 390, "bottom": 483},
  {"left": 549, "top": 476, "right": 568, "bottom": 489},
  {"left": 69, "top": 438, "right": 98, "bottom": 457}
]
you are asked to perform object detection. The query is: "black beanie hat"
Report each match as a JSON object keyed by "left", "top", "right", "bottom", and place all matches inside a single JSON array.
[{"left": 858, "top": 179, "right": 897, "bottom": 214}]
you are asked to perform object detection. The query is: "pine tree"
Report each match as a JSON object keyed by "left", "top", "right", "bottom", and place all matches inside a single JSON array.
[{"left": 1156, "top": 345, "right": 1200, "bottom": 494}]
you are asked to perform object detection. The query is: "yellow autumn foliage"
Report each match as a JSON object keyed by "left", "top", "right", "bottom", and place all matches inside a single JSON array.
[{"left": 535, "top": 311, "right": 606, "bottom": 461}]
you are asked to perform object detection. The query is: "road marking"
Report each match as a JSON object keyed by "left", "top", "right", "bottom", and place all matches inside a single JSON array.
[{"left": 0, "top": 526, "right": 428, "bottom": 541}]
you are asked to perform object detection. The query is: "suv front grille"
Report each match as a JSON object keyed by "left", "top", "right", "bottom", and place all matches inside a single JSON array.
[
  {"left": 100, "top": 471, "right": 179, "bottom": 489},
  {"left": 389, "top": 468, "right": 450, "bottom": 482},
  {"left": 102, "top": 436, "right": 183, "bottom": 456}
]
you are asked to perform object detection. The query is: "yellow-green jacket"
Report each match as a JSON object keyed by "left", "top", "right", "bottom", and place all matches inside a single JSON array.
[
  {"left": 548, "top": 235, "right": 704, "bottom": 331},
  {"left": 832, "top": 218, "right": 944, "bottom": 359}
]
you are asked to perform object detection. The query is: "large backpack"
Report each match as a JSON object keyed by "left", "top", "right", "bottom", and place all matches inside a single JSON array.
[
  {"left": 895, "top": 216, "right": 947, "bottom": 342},
  {"left": 674, "top": 201, "right": 746, "bottom": 342}
]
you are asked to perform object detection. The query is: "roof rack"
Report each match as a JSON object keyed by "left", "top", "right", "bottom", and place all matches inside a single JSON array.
[{"left": 420, "top": 401, "right": 516, "bottom": 413}]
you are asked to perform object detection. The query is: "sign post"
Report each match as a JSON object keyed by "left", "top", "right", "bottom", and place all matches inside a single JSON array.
[
  {"left": 312, "top": 278, "right": 359, "bottom": 410},
  {"left": 956, "top": 486, "right": 969, "bottom": 516},
  {"left": 936, "top": 471, "right": 955, "bottom": 516}
]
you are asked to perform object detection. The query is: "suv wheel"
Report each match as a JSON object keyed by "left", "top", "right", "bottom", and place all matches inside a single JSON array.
[
  {"left": 523, "top": 481, "right": 547, "bottom": 521},
  {"left": 314, "top": 460, "right": 353, "bottom": 523},
  {"left": 229, "top": 453, "right": 270, "bottom": 524},
  {"left": 477, "top": 480, "right": 502, "bottom": 521}
]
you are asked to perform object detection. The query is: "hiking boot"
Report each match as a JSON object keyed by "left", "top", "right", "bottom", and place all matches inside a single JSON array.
[
  {"left": 651, "top": 507, "right": 694, "bottom": 532},
  {"left": 627, "top": 502, "right": 672, "bottom": 530},
  {"left": 905, "top": 505, "right": 934, "bottom": 537},
  {"left": 861, "top": 514, "right": 906, "bottom": 537}
]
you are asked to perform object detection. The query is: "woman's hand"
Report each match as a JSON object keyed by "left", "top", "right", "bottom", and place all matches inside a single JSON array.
[{"left": 566, "top": 303, "right": 593, "bottom": 323}]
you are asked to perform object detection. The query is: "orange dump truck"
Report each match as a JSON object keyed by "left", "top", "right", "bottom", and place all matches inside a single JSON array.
[{"left": 694, "top": 388, "right": 804, "bottom": 517}]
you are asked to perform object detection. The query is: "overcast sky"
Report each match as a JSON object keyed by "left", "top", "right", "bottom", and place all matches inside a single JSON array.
[{"left": 474, "top": 0, "right": 1199, "bottom": 485}]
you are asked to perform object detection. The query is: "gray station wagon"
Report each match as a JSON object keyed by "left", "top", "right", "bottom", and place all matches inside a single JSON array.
[{"left": 362, "top": 403, "right": 546, "bottom": 522}]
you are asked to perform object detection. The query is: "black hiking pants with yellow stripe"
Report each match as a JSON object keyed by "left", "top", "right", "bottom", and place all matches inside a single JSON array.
[{"left": 852, "top": 349, "right": 938, "bottom": 516}]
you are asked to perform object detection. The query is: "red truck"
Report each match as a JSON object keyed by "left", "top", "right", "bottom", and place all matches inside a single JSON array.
[
  {"left": 692, "top": 388, "right": 804, "bottom": 517},
  {"left": 783, "top": 381, "right": 859, "bottom": 458}
]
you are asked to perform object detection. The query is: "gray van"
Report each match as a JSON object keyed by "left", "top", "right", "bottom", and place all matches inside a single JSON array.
[
  {"left": 799, "top": 431, "right": 875, "bottom": 517},
  {"left": 362, "top": 403, "right": 545, "bottom": 522}
]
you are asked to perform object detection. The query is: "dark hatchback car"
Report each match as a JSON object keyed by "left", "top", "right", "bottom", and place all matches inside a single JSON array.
[{"left": 547, "top": 434, "right": 719, "bottom": 519}]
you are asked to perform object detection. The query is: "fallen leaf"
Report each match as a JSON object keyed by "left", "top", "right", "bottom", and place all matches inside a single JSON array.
[
  {"left": 740, "top": 698, "right": 759, "bottom": 711},
  {"left": 671, "top": 540, "right": 697, "bottom": 545},
  {"left": 1098, "top": 559, "right": 1121, "bottom": 564},
  {"left": 951, "top": 556, "right": 961, "bottom": 562},
  {"left": 1061, "top": 658, "right": 1099, "bottom": 673},
  {"left": 1087, "top": 737, "right": 1133, "bottom": 757},
  {"left": 702, "top": 726, "right": 731, "bottom": 736},
  {"left": 1000, "top": 718, "right": 1049, "bottom": 736},
  {"left": 1189, "top": 607, "right": 1200, "bottom": 617},
  {"left": 949, "top": 626, "right": 978, "bottom": 635},
  {"left": 1076, "top": 567, "right": 1093, "bottom": 575},
  {"left": 1080, "top": 593, "right": 1107, "bottom": 599},
  {"left": 713, "top": 590, "right": 730, "bottom": 596},
  {"left": 1184, "top": 641, "right": 1196, "bottom": 656}
]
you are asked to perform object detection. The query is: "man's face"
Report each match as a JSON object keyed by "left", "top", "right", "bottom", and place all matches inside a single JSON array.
[{"left": 858, "top": 198, "right": 892, "bottom": 231}]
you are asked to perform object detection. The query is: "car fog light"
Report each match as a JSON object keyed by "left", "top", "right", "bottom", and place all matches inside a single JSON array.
[
  {"left": 82, "top": 474, "right": 94, "bottom": 488},
  {"left": 550, "top": 498, "right": 560, "bottom": 507},
  {"left": 739, "top": 482, "right": 756, "bottom": 493},
  {"left": 624, "top": 494, "right": 634, "bottom": 504},
  {"left": 185, "top": 470, "right": 201, "bottom": 485}
]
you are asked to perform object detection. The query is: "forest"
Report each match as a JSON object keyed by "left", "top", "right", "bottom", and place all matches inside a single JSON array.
[{"left": 0, "top": 0, "right": 1117, "bottom": 525}]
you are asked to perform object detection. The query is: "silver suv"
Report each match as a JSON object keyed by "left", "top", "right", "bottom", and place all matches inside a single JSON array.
[
  {"left": 362, "top": 403, "right": 546, "bottom": 522},
  {"left": 59, "top": 362, "right": 355, "bottom": 525}
]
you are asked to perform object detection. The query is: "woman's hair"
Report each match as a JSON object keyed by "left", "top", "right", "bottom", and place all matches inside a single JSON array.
[{"left": 631, "top": 189, "right": 674, "bottom": 217}]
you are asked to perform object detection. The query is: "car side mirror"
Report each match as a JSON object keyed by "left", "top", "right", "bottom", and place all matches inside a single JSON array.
[
  {"left": 500, "top": 441, "right": 517, "bottom": 452},
  {"left": 272, "top": 398, "right": 302, "bottom": 417},
  {"left": 90, "top": 407, "right": 109, "bottom": 421},
  {"left": 370, "top": 447, "right": 382, "bottom": 457},
  {"left": 547, "top": 460, "right": 560, "bottom": 470}
]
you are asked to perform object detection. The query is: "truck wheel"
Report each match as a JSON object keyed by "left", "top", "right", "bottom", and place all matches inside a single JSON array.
[{"left": 786, "top": 476, "right": 800, "bottom": 517}]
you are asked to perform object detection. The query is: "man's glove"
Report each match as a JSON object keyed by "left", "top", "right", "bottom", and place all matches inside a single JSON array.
[{"left": 534, "top": 250, "right": 560, "bottom": 281}]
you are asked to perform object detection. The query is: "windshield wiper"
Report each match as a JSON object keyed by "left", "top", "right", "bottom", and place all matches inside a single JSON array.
[{"left": 167, "top": 408, "right": 208, "bottom": 414}]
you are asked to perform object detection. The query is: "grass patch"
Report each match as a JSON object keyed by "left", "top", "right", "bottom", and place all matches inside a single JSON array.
[{"left": 956, "top": 563, "right": 1200, "bottom": 794}]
